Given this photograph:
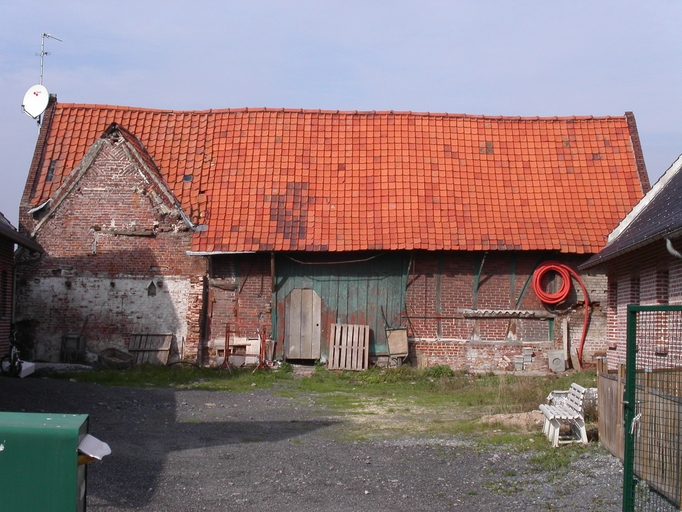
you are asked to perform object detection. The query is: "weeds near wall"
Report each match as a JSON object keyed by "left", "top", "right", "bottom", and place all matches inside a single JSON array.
[{"left": 51, "top": 364, "right": 598, "bottom": 438}]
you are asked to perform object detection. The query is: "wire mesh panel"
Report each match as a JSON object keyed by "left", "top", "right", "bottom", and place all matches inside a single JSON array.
[{"left": 624, "top": 306, "right": 682, "bottom": 511}]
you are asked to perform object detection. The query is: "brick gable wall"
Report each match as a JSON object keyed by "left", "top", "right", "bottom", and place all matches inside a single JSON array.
[{"left": 16, "top": 136, "right": 206, "bottom": 361}]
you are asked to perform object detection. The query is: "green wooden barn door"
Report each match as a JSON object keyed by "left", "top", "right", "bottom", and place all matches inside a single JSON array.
[{"left": 274, "top": 253, "right": 409, "bottom": 360}]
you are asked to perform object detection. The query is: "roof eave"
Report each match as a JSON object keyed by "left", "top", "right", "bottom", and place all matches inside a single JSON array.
[
  {"left": 186, "top": 250, "right": 257, "bottom": 256},
  {"left": 0, "top": 225, "right": 44, "bottom": 253},
  {"left": 580, "top": 227, "right": 682, "bottom": 270}
]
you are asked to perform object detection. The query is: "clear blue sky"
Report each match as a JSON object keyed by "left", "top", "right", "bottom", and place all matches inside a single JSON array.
[{"left": 2, "top": 1, "right": 681, "bottom": 226}]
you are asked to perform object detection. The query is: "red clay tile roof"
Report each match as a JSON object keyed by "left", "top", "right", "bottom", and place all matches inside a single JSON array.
[{"left": 24, "top": 101, "right": 649, "bottom": 254}]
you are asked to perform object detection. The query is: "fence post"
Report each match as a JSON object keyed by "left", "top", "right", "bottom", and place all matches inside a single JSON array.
[
  {"left": 617, "top": 363, "right": 625, "bottom": 460},
  {"left": 622, "top": 305, "right": 638, "bottom": 512},
  {"left": 596, "top": 356, "right": 606, "bottom": 456}
]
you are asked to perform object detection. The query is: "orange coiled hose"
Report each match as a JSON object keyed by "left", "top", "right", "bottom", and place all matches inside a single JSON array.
[{"left": 532, "top": 261, "right": 590, "bottom": 370}]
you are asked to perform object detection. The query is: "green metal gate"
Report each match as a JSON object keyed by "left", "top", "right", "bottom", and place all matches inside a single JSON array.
[{"left": 623, "top": 305, "right": 682, "bottom": 511}]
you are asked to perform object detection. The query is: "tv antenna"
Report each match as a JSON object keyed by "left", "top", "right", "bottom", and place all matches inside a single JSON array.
[
  {"left": 22, "top": 33, "right": 62, "bottom": 123},
  {"left": 37, "top": 32, "right": 62, "bottom": 85}
]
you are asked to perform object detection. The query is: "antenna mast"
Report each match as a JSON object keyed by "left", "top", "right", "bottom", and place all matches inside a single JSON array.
[{"left": 37, "top": 32, "right": 62, "bottom": 85}]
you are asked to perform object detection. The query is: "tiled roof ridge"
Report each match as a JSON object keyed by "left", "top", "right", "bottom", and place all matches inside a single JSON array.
[{"left": 54, "top": 102, "right": 625, "bottom": 122}]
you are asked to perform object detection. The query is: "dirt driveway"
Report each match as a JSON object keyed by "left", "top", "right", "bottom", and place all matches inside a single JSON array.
[{"left": 0, "top": 374, "right": 622, "bottom": 511}]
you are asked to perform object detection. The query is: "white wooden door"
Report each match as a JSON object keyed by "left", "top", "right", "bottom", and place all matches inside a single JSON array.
[{"left": 284, "top": 289, "right": 321, "bottom": 359}]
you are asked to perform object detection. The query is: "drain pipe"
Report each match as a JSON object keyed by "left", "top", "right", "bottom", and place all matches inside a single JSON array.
[{"left": 665, "top": 238, "right": 682, "bottom": 259}]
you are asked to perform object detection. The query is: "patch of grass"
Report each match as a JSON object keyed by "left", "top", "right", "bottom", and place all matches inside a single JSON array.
[
  {"left": 298, "top": 367, "right": 596, "bottom": 419},
  {"left": 474, "top": 431, "right": 534, "bottom": 450},
  {"left": 484, "top": 480, "right": 524, "bottom": 495},
  {"left": 53, "top": 363, "right": 596, "bottom": 413},
  {"left": 48, "top": 364, "right": 600, "bottom": 441},
  {"left": 528, "top": 443, "right": 591, "bottom": 472},
  {"left": 51, "top": 364, "right": 294, "bottom": 391},
  {"left": 279, "top": 361, "right": 294, "bottom": 373}
]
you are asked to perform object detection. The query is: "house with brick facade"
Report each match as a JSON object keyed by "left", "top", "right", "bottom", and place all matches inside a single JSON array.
[
  {"left": 0, "top": 212, "right": 43, "bottom": 357},
  {"left": 15, "top": 97, "right": 650, "bottom": 372},
  {"left": 581, "top": 153, "right": 682, "bottom": 369}
]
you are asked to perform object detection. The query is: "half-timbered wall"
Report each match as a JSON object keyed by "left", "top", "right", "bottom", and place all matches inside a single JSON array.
[
  {"left": 206, "top": 250, "right": 607, "bottom": 372},
  {"left": 407, "top": 251, "right": 606, "bottom": 372}
]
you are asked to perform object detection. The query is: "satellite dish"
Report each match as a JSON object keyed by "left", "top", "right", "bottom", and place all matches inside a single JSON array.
[{"left": 22, "top": 84, "right": 49, "bottom": 119}]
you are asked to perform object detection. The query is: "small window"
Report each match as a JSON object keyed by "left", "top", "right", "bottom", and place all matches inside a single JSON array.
[
  {"left": 46, "top": 161, "right": 57, "bottom": 182},
  {"left": 147, "top": 281, "right": 157, "bottom": 297}
]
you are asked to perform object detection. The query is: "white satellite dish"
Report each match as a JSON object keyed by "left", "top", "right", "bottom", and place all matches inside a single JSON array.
[{"left": 22, "top": 84, "right": 49, "bottom": 119}]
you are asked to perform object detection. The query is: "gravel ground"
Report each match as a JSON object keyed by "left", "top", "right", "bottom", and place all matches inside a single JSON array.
[{"left": 0, "top": 373, "right": 623, "bottom": 511}]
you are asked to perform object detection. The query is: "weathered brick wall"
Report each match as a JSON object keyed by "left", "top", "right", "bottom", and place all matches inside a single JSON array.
[
  {"left": 16, "top": 136, "right": 206, "bottom": 362},
  {"left": 604, "top": 241, "right": 682, "bottom": 370},
  {"left": 184, "top": 275, "right": 206, "bottom": 362},
  {"left": 16, "top": 276, "right": 193, "bottom": 360},
  {"left": 205, "top": 254, "right": 272, "bottom": 363},
  {"left": 202, "top": 249, "right": 609, "bottom": 373},
  {"left": 670, "top": 259, "right": 682, "bottom": 304},
  {"left": 0, "top": 240, "right": 13, "bottom": 356},
  {"left": 406, "top": 251, "right": 607, "bottom": 372}
]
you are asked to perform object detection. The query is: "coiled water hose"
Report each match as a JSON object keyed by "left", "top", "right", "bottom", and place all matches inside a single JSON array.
[{"left": 532, "top": 261, "right": 590, "bottom": 370}]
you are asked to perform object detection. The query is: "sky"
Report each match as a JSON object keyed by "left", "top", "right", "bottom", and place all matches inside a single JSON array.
[{"left": 1, "top": 1, "right": 681, "bottom": 227}]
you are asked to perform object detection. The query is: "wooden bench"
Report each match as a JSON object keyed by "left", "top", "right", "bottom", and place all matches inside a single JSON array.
[{"left": 539, "top": 382, "right": 588, "bottom": 447}]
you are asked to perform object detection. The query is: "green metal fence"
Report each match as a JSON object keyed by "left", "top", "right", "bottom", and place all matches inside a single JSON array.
[{"left": 623, "top": 305, "right": 682, "bottom": 511}]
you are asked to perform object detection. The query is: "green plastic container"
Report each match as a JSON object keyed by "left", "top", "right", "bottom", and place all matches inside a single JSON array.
[{"left": 0, "top": 412, "right": 89, "bottom": 511}]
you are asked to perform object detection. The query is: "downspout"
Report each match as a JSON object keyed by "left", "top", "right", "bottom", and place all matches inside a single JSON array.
[{"left": 666, "top": 238, "right": 682, "bottom": 259}]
